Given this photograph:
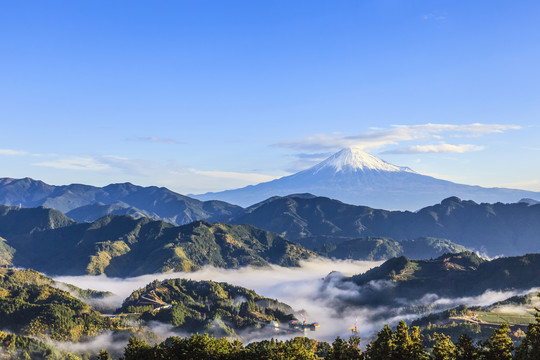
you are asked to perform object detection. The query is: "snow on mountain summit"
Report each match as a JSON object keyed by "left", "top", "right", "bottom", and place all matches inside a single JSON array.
[{"left": 310, "top": 148, "right": 413, "bottom": 173}]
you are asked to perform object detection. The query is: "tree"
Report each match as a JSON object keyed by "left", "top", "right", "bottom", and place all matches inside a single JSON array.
[
  {"left": 432, "top": 333, "right": 456, "bottom": 360},
  {"left": 365, "top": 324, "right": 393, "bottom": 359},
  {"left": 325, "top": 336, "right": 362, "bottom": 360},
  {"left": 409, "top": 326, "right": 427, "bottom": 360},
  {"left": 455, "top": 334, "right": 479, "bottom": 360},
  {"left": 97, "top": 349, "right": 112, "bottom": 360},
  {"left": 483, "top": 323, "right": 513, "bottom": 360},
  {"left": 121, "top": 336, "right": 153, "bottom": 360},
  {"left": 515, "top": 310, "right": 540, "bottom": 360}
]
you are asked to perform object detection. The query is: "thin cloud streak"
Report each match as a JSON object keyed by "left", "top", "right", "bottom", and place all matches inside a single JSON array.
[
  {"left": 33, "top": 157, "right": 111, "bottom": 171},
  {"left": 134, "top": 137, "right": 183, "bottom": 145},
  {"left": 0, "top": 149, "right": 27, "bottom": 155},
  {"left": 381, "top": 144, "right": 484, "bottom": 154},
  {"left": 275, "top": 123, "right": 521, "bottom": 152},
  {"left": 190, "top": 169, "right": 279, "bottom": 183}
]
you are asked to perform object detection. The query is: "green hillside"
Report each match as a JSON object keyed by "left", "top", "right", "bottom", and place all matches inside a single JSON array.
[
  {"left": 233, "top": 195, "right": 540, "bottom": 256},
  {"left": 118, "top": 278, "right": 296, "bottom": 337},
  {"left": 317, "top": 236, "right": 468, "bottom": 260},
  {"left": 0, "top": 330, "right": 82, "bottom": 360},
  {"left": 0, "top": 209, "right": 315, "bottom": 276},
  {"left": 0, "top": 268, "right": 118, "bottom": 341},
  {"left": 348, "top": 252, "right": 540, "bottom": 304}
]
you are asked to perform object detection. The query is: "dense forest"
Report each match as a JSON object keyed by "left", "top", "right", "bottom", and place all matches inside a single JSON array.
[
  {"left": 84, "top": 313, "right": 540, "bottom": 359},
  {"left": 119, "top": 278, "right": 296, "bottom": 337}
]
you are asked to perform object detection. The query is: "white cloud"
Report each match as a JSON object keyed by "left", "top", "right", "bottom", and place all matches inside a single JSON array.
[
  {"left": 134, "top": 136, "right": 183, "bottom": 145},
  {"left": 51, "top": 260, "right": 540, "bottom": 346},
  {"left": 381, "top": 143, "right": 484, "bottom": 154},
  {"left": 29, "top": 154, "right": 282, "bottom": 193},
  {"left": 190, "top": 169, "right": 279, "bottom": 183},
  {"left": 275, "top": 123, "right": 520, "bottom": 152},
  {"left": 0, "top": 149, "right": 27, "bottom": 155},
  {"left": 33, "top": 157, "right": 111, "bottom": 171},
  {"left": 423, "top": 13, "right": 446, "bottom": 21}
]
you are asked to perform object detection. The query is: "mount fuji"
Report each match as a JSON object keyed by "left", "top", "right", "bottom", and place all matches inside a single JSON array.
[{"left": 194, "top": 148, "right": 540, "bottom": 210}]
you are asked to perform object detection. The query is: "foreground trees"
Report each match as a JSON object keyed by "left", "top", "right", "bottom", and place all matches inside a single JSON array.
[{"left": 114, "top": 314, "right": 540, "bottom": 360}]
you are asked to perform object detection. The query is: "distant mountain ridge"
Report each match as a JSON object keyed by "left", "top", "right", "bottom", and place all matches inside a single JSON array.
[
  {"left": 233, "top": 194, "right": 540, "bottom": 256},
  {"left": 0, "top": 177, "right": 243, "bottom": 225},
  {"left": 193, "top": 148, "right": 540, "bottom": 209},
  {"left": 318, "top": 237, "right": 469, "bottom": 261},
  {"left": 0, "top": 205, "right": 315, "bottom": 276},
  {"left": 345, "top": 251, "right": 540, "bottom": 304}
]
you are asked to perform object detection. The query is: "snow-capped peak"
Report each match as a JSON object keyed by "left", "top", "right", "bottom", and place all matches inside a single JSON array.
[{"left": 310, "top": 148, "right": 413, "bottom": 173}]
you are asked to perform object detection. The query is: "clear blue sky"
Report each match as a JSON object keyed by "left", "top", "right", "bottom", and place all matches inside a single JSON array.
[{"left": 1, "top": 1, "right": 539, "bottom": 194}]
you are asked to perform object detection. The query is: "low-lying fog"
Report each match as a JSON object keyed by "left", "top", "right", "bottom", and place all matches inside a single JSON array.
[{"left": 52, "top": 258, "right": 539, "bottom": 353}]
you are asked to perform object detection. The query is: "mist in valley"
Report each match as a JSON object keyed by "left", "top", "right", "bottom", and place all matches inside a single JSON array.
[{"left": 46, "top": 258, "right": 540, "bottom": 356}]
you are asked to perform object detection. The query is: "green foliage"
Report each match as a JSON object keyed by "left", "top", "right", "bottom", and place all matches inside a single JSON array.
[
  {"left": 366, "top": 324, "right": 393, "bottom": 359},
  {"left": 0, "top": 268, "right": 117, "bottom": 341},
  {"left": 317, "top": 236, "right": 468, "bottom": 261},
  {"left": 432, "top": 333, "right": 456, "bottom": 360},
  {"left": 365, "top": 321, "right": 428, "bottom": 360},
  {"left": 0, "top": 211, "right": 315, "bottom": 276},
  {"left": 120, "top": 334, "right": 327, "bottom": 360},
  {"left": 234, "top": 194, "right": 540, "bottom": 257},
  {"left": 455, "top": 334, "right": 480, "bottom": 360},
  {"left": 97, "top": 349, "right": 112, "bottom": 360},
  {"left": 348, "top": 251, "right": 540, "bottom": 306},
  {"left": 483, "top": 323, "right": 514, "bottom": 360},
  {"left": 515, "top": 311, "right": 540, "bottom": 359},
  {"left": 0, "top": 330, "right": 81, "bottom": 359},
  {"left": 119, "top": 278, "right": 296, "bottom": 337},
  {"left": 324, "top": 336, "right": 363, "bottom": 360}
]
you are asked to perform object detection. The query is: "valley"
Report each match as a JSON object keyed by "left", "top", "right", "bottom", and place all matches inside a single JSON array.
[{"left": 1, "top": 169, "right": 540, "bottom": 358}]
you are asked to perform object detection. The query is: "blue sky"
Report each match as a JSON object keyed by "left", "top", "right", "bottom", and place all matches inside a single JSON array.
[{"left": 1, "top": 1, "right": 539, "bottom": 194}]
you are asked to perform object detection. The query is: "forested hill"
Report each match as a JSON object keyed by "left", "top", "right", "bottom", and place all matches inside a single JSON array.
[
  {"left": 317, "top": 236, "right": 469, "bottom": 261},
  {"left": 0, "top": 204, "right": 74, "bottom": 235},
  {"left": 232, "top": 195, "right": 540, "bottom": 256},
  {"left": 0, "top": 209, "right": 315, "bottom": 276},
  {"left": 3, "top": 178, "right": 540, "bottom": 256},
  {"left": 120, "top": 278, "right": 296, "bottom": 337},
  {"left": 0, "top": 267, "right": 116, "bottom": 341},
  {"left": 345, "top": 252, "right": 540, "bottom": 304}
]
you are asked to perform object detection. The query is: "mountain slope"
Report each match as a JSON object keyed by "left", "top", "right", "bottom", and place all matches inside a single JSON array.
[
  {"left": 0, "top": 178, "right": 243, "bottom": 225},
  {"left": 65, "top": 202, "right": 151, "bottom": 222},
  {"left": 194, "top": 148, "right": 540, "bottom": 209},
  {"left": 318, "top": 237, "right": 469, "bottom": 261},
  {"left": 0, "top": 267, "right": 115, "bottom": 341},
  {"left": 119, "top": 278, "right": 296, "bottom": 336},
  {"left": 0, "top": 209, "right": 315, "bottom": 276},
  {"left": 231, "top": 195, "right": 540, "bottom": 256},
  {"left": 346, "top": 252, "right": 540, "bottom": 304}
]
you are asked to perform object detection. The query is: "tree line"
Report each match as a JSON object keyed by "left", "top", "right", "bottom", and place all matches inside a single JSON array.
[{"left": 98, "top": 314, "right": 540, "bottom": 360}]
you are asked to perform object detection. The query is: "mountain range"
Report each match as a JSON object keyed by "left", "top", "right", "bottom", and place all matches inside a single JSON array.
[
  {"left": 233, "top": 194, "right": 540, "bottom": 256},
  {"left": 0, "top": 177, "right": 242, "bottom": 225},
  {"left": 0, "top": 205, "right": 314, "bottom": 276},
  {"left": 1, "top": 159, "right": 540, "bottom": 259},
  {"left": 194, "top": 148, "right": 540, "bottom": 210},
  {"left": 342, "top": 251, "right": 540, "bottom": 306}
]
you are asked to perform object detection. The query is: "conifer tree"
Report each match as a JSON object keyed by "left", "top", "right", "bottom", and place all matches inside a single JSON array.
[
  {"left": 455, "top": 334, "right": 479, "bottom": 360},
  {"left": 97, "top": 349, "right": 112, "bottom": 360},
  {"left": 409, "top": 325, "right": 428, "bottom": 360},
  {"left": 515, "top": 311, "right": 540, "bottom": 360},
  {"left": 483, "top": 323, "right": 514, "bottom": 360},
  {"left": 365, "top": 324, "right": 393, "bottom": 359},
  {"left": 393, "top": 320, "right": 413, "bottom": 360},
  {"left": 432, "top": 333, "right": 456, "bottom": 360}
]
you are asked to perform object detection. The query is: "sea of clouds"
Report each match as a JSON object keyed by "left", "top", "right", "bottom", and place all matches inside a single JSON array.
[{"left": 51, "top": 258, "right": 538, "bottom": 355}]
